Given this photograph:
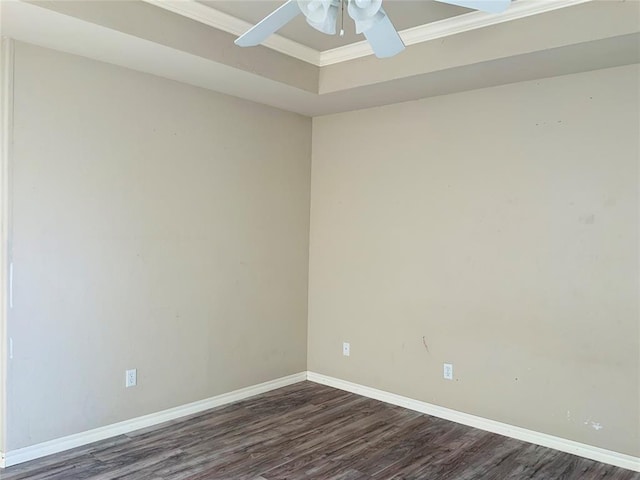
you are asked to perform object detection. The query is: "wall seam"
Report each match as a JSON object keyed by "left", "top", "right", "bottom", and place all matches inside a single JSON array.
[{"left": 0, "top": 36, "right": 15, "bottom": 460}]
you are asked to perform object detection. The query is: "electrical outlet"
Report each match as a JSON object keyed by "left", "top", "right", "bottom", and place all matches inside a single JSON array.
[
  {"left": 126, "top": 368, "right": 137, "bottom": 388},
  {"left": 343, "top": 342, "right": 350, "bottom": 357},
  {"left": 443, "top": 363, "right": 453, "bottom": 380}
]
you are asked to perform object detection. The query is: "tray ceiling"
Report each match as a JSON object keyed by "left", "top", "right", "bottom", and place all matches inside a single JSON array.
[
  {"left": 199, "top": 1, "right": 472, "bottom": 51},
  {"left": 2, "top": 0, "right": 638, "bottom": 116}
]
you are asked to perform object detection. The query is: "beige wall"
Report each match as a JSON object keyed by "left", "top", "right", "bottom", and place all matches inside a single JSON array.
[
  {"left": 7, "top": 42, "right": 311, "bottom": 450},
  {"left": 4, "top": 38, "right": 639, "bottom": 460},
  {"left": 309, "top": 64, "right": 640, "bottom": 456}
]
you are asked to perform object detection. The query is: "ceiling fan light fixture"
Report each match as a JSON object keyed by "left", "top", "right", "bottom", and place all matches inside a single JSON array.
[
  {"left": 347, "top": 0, "right": 384, "bottom": 34},
  {"left": 298, "top": 0, "right": 340, "bottom": 35}
]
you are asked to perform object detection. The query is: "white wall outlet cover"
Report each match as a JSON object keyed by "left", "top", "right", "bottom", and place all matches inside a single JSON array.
[
  {"left": 342, "top": 342, "right": 350, "bottom": 356},
  {"left": 126, "top": 369, "right": 137, "bottom": 387},
  {"left": 443, "top": 363, "right": 453, "bottom": 380}
]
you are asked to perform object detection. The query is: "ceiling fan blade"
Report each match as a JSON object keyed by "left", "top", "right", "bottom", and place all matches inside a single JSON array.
[
  {"left": 434, "top": 0, "right": 511, "bottom": 14},
  {"left": 235, "top": 0, "right": 301, "bottom": 47},
  {"left": 363, "top": 9, "right": 405, "bottom": 58}
]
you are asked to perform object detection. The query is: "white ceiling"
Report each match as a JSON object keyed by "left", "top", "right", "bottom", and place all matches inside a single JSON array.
[{"left": 199, "top": 0, "right": 471, "bottom": 50}]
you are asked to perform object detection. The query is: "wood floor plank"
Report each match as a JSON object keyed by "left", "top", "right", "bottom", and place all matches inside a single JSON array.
[{"left": 0, "top": 381, "right": 637, "bottom": 480}]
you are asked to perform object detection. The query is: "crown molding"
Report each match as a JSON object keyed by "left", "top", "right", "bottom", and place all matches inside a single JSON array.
[
  {"left": 144, "top": 0, "right": 593, "bottom": 68},
  {"left": 318, "top": 0, "right": 593, "bottom": 66},
  {"left": 141, "top": 0, "right": 321, "bottom": 65}
]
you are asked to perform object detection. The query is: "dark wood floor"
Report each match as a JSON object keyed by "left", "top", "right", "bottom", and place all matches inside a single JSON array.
[{"left": 1, "top": 381, "right": 638, "bottom": 480}]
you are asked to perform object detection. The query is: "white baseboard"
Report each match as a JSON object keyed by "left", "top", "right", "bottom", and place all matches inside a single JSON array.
[
  {"left": 3, "top": 371, "right": 637, "bottom": 472},
  {"left": 306, "top": 371, "right": 640, "bottom": 473},
  {"left": 0, "top": 371, "right": 306, "bottom": 468}
]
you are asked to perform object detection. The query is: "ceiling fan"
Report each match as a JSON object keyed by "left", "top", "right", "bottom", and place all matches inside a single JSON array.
[{"left": 235, "top": 0, "right": 512, "bottom": 59}]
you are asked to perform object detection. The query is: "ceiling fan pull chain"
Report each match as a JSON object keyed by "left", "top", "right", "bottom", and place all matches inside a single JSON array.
[{"left": 340, "top": 0, "right": 345, "bottom": 36}]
